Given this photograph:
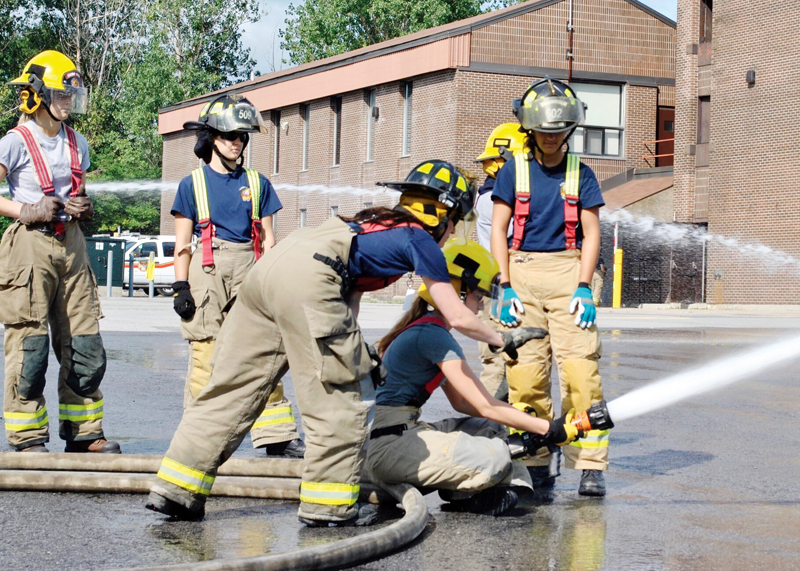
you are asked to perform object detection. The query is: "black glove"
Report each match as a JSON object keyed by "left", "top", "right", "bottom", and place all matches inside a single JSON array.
[
  {"left": 366, "top": 343, "right": 387, "bottom": 387},
  {"left": 491, "top": 327, "right": 548, "bottom": 360},
  {"left": 172, "top": 281, "right": 196, "bottom": 320},
  {"left": 541, "top": 409, "right": 584, "bottom": 447}
]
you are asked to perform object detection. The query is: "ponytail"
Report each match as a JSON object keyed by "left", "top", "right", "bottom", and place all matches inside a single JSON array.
[{"left": 376, "top": 296, "right": 430, "bottom": 356}]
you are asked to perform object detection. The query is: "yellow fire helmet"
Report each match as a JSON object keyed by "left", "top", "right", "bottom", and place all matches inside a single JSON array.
[
  {"left": 9, "top": 50, "right": 88, "bottom": 115},
  {"left": 474, "top": 122, "right": 528, "bottom": 163},
  {"left": 378, "top": 160, "right": 476, "bottom": 242},
  {"left": 418, "top": 238, "right": 500, "bottom": 309}
]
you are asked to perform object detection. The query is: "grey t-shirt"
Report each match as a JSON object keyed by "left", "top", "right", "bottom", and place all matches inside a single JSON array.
[
  {"left": 0, "top": 121, "right": 90, "bottom": 204},
  {"left": 475, "top": 182, "right": 512, "bottom": 251},
  {"left": 376, "top": 320, "right": 466, "bottom": 407}
]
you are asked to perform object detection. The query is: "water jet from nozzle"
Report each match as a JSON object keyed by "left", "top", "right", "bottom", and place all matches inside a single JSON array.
[{"left": 604, "top": 333, "right": 800, "bottom": 423}]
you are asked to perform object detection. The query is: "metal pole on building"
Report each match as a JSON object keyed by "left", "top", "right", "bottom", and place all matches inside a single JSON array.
[
  {"left": 701, "top": 238, "right": 707, "bottom": 304},
  {"left": 567, "top": 0, "right": 575, "bottom": 82},
  {"left": 106, "top": 249, "right": 113, "bottom": 298},
  {"left": 128, "top": 254, "right": 134, "bottom": 298}
]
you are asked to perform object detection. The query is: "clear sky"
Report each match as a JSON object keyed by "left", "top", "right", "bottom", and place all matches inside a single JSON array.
[{"left": 242, "top": 0, "right": 678, "bottom": 75}]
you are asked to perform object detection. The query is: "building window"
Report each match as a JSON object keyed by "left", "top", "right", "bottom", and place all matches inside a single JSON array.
[
  {"left": 301, "top": 103, "right": 310, "bottom": 171},
  {"left": 332, "top": 96, "right": 342, "bottom": 166},
  {"left": 271, "top": 110, "right": 281, "bottom": 174},
  {"left": 401, "top": 82, "right": 412, "bottom": 156},
  {"left": 570, "top": 83, "right": 624, "bottom": 157},
  {"left": 697, "top": 96, "right": 711, "bottom": 144},
  {"left": 366, "top": 89, "right": 376, "bottom": 162},
  {"left": 331, "top": 206, "right": 338, "bottom": 218},
  {"left": 300, "top": 208, "right": 307, "bottom": 228}
]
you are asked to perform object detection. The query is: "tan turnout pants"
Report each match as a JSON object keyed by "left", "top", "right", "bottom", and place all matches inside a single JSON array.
[
  {"left": 476, "top": 305, "right": 508, "bottom": 400},
  {"left": 591, "top": 270, "right": 605, "bottom": 306},
  {"left": 153, "top": 218, "right": 376, "bottom": 522},
  {"left": 506, "top": 250, "right": 608, "bottom": 471},
  {"left": 180, "top": 238, "right": 299, "bottom": 447},
  {"left": 365, "top": 406, "right": 531, "bottom": 494},
  {"left": 1, "top": 221, "right": 107, "bottom": 449}
]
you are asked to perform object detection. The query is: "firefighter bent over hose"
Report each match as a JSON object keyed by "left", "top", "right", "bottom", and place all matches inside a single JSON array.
[
  {"left": 491, "top": 79, "right": 608, "bottom": 496},
  {"left": 171, "top": 95, "right": 304, "bottom": 458},
  {"left": 146, "top": 161, "right": 514, "bottom": 526},
  {"left": 366, "top": 239, "right": 583, "bottom": 516},
  {"left": 0, "top": 51, "right": 118, "bottom": 454}
]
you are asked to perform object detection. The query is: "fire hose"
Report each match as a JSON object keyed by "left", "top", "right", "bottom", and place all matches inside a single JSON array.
[{"left": 0, "top": 453, "right": 428, "bottom": 571}]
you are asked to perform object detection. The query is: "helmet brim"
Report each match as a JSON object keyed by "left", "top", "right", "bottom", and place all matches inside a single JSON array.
[
  {"left": 376, "top": 181, "right": 444, "bottom": 195},
  {"left": 183, "top": 121, "right": 207, "bottom": 131},
  {"left": 474, "top": 152, "right": 503, "bottom": 162}
]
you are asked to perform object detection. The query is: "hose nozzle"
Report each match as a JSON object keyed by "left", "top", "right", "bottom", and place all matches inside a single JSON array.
[{"left": 571, "top": 400, "right": 614, "bottom": 433}]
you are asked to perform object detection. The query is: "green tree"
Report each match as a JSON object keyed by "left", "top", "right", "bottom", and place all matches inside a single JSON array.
[{"left": 281, "top": 0, "right": 485, "bottom": 65}]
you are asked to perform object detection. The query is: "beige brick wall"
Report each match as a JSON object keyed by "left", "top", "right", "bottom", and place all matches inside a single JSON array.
[{"left": 471, "top": 0, "right": 675, "bottom": 79}]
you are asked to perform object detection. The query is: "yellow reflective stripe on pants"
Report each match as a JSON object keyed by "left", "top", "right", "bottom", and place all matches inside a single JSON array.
[
  {"left": 58, "top": 399, "right": 104, "bottom": 422},
  {"left": 252, "top": 406, "right": 294, "bottom": 430},
  {"left": 299, "top": 481, "right": 360, "bottom": 506},
  {"left": 569, "top": 429, "right": 610, "bottom": 449},
  {"left": 157, "top": 457, "right": 215, "bottom": 496},
  {"left": 4, "top": 407, "right": 49, "bottom": 431}
]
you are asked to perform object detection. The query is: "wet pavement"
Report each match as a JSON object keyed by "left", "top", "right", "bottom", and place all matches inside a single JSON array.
[{"left": 1, "top": 301, "right": 800, "bottom": 570}]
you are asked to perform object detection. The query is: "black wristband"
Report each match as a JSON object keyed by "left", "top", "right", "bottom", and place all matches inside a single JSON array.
[
  {"left": 500, "top": 282, "right": 512, "bottom": 289},
  {"left": 578, "top": 282, "right": 591, "bottom": 289}
]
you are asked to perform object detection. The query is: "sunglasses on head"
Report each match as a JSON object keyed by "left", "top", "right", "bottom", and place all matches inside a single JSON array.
[{"left": 217, "top": 131, "right": 248, "bottom": 142}]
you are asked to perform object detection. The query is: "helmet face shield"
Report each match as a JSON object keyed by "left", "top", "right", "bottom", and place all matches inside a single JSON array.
[
  {"left": 519, "top": 96, "right": 584, "bottom": 133},
  {"left": 49, "top": 85, "right": 88, "bottom": 114}
]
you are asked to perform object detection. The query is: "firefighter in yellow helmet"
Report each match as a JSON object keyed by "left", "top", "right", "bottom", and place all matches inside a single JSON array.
[
  {"left": 0, "top": 51, "right": 119, "bottom": 453},
  {"left": 473, "top": 123, "right": 528, "bottom": 402},
  {"left": 491, "top": 78, "right": 607, "bottom": 496},
  {"left": 170, "top": 94, "right": 305, "bottom": 458},
  {"left": 146, "top": 160, "right": 531, "bottom": 526},
  {"left": 365, "top": 238, "right": 583, "bottom": 516}
]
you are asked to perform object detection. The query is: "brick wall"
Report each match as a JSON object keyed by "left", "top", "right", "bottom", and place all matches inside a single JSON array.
[
  {"left": 471, "top": 0, "right": 675, "bottom": 80},
  {"left": 673, "top": 0, "right": 700, "bottom": 223},
  {"left": 703, "top": 0, "right": 800, "bottom": 304},
  {"left": 160, "top": 131, "right": 197, "bottom": 235}
]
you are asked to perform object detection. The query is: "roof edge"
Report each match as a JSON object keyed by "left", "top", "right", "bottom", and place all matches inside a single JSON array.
[{"left": 624, "top": 0, "right": 676, "bottom": 28}]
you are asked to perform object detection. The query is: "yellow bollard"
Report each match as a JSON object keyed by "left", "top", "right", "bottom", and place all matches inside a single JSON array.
[{"left": 612, "top": 248, "right": 623, "bottom": 308}]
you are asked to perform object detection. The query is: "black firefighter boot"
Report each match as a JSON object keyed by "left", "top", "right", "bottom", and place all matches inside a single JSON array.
[
  {"left": 65, "top": 438, "right": 121, "bottom": 454},
  {"left": 264, "top": 438, "right": 306, "bottom": 458},
  {"left": 578, "top": 470, "right": 606, "bottom": 497},
  {"left": 145, "top": 491, "right": 205, "bottom": 521}
]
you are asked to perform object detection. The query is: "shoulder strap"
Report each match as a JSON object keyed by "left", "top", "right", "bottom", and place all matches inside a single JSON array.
[
  {"left": 358, "top": 221, "right": 424, "bottom": 235},
  {"left": 244, "top": 168, "right": 261, "bottom": 220},
  {"left": 63, "top": 125, "right": 83, "bottom": 197},
  {"left": 10, "top": 124, "right": 55, "bottom": 195},
  {"left": 510, "top": 151, "right": 530, "bottom": 251},
  {"left": 244, "top": 168, "right": 263, "bottom": 260},
  {"left": 563, "top": 154, "right": 581, "bottom": 250},
  {"left": 191, "top": 168, "right": 215, "bottom": 267}
]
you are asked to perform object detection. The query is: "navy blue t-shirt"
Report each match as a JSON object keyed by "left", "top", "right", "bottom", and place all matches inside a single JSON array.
[
  {"left": 346, "top": 224, "right": 450, "bottom": 283},
  {"left": 171, "top": 165, "right": 282, "bottom": 243},
  {"left": 492, "top": 155, "right": 604, "bottom": 252},
  {"left": 377, "top": 321, "right": 465, "bottom": 406}
]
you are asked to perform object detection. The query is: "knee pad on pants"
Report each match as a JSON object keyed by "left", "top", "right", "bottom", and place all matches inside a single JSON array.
[
  {"left": 67, "top": 334, "right": 106, "bottom": 397},
  {"left": 19, "top": 334, "right": 49, "bottom": 399},
  {"left": 506, "top": 362, "right": 552, "bottom": 420},
  {"left": 560, "top": 358, "right": 602, "bottom": 411},
  {"left": 189, "top": 340, "right": 215, "bottom": 399}
]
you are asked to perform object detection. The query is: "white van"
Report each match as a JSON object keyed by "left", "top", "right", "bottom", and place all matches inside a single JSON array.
[{"left": 123, "top": 236, "right": 176, "bottom": 296}]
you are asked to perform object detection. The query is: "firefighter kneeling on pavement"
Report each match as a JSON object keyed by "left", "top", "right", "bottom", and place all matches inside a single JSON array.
[
  {"left": 170, "top": 94, "right": 304, "bottom": 458},
  {"left": 0, "top": 50, "right": 119, "bottom": 453},
  {"left": 490, "top": 78, "right": 608, "bottom": 496},
  {"left": 366, "top": 238, "right": 583, "bottom": 516}
]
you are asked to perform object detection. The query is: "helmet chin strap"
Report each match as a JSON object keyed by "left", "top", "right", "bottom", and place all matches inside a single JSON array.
[{"left": 212, "top": 144, "right": 244, "bottom": 173}]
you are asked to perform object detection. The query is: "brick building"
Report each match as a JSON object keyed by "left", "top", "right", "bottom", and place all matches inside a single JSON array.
[
  {"left": 158, "top": 0, "right": 676, "bottom": 298},
  {"left": 673, "top": 0, "right": 800, "bottom": 304}
]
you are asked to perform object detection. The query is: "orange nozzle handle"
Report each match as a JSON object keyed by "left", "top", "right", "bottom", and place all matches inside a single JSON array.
[{"left": 571, "top": 410, "right": 594, "bottom": 433}]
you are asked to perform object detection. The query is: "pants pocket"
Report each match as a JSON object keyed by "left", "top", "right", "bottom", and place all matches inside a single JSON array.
[
  {"left": 304, "top": 300, "right": 373, "bottom": 385},
  {"left": 0, "top": 266, "right": 36, "bottom": 325}
]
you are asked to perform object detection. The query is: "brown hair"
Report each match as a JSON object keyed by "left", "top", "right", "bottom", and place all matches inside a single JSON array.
[
  {"left": 376, "top": 296, "right": 431, "bottom": 356},
  {"left": 340, "top": 206, "right": 422, "bottom": 228}
]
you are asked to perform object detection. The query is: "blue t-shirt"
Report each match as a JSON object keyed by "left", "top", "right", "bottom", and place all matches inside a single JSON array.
[
  {"left": 492, "top": 155, "right": 604, "bottom": 252},
  {"left": 171, "top": 165, "right": 282, "bottom": 243},
  {"left": 347, "top": 224, "right": 450, "bottom": 282},
  {"left": 377, "top": 321, "right": 465, "bottom": 406}
]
